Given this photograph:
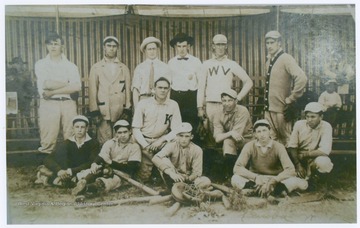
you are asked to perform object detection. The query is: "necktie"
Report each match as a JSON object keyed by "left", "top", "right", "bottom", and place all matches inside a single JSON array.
[
  {"left": 177, "top": 57, "right": 189, "bottom": 60},
  {"left": 149, "top": 62, "right": 154, "bottom": 93}
]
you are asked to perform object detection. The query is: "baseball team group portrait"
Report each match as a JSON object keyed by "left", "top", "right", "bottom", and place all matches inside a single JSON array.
[{"left": 4, "top": 3, "right": 357, "bottom": 225}]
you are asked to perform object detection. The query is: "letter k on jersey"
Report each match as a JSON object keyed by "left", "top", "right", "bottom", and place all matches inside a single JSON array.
[{"left": 164, "top": 114, "right": 173, "bottom": 125}]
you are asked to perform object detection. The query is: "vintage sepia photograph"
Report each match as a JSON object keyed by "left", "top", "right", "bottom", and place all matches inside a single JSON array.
[{"left": 4, "top": 2, "right": 357, "bottom": 224}]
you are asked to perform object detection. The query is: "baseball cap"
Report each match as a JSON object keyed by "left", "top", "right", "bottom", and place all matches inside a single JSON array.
[
  {"left": 72, "top": 115, "right": 89, "bottom": 125},
  {"left": 304, "top": 102, "right": 325, "bottom": 113},
  {"left": 221, "top": 88, "right": 237, "bottom": 99},
  {"left": 253, "top": 119, "right": 270, "bottom": 130},
  {"left": 140, "top": 37, "right": 162, "bottom": 53},
  {"left": 265, "top": 31, "right": 282, "bottom": 40},
  {"left": 325, "top": 79, "right": 337, "bottom": 85},
  {"left": 213, "top": 34, "right": 227, "bottom": 44},
  {"left": 113, "top": 120, "right": 130, "bottom": 129},
  {"left": 176, "top": 122, "right": 193, "bottom": 134},
  {"left": 103, "top": 36, "right": 119, "bottom": 45}
]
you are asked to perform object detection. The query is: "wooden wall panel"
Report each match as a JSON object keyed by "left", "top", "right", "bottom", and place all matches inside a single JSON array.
[{"left": 5, "top": 11, "right": 355, "bottom": 138}]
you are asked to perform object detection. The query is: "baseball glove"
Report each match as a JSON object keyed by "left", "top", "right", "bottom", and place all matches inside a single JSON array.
[
  {"left": 182, "top": 184, "right": 204, "bottom": 203},
  {"left": 102, "top": 165, "right": 114, "bottom": 178},
  {"left": 284, "top": 103, "right": 299, "bottom": 122}
]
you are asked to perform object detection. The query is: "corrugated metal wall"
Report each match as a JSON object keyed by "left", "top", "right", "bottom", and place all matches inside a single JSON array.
[{"left": 5, "top": 11, "right": 355, "bottom": 139}]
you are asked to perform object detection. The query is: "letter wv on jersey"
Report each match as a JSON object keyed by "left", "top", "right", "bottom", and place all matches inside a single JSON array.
[{"left": 208, "top": 66, "right": 230, "bottom": 76}]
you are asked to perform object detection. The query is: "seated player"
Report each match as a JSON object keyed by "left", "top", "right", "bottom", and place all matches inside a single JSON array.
[
  {"left": 152, "top": 122, "right": 211, "bottom": 194},
  {"left": 231, "top": 119, "right": 308, "bottom": 197},
  {"left": 72, "top": 120, "right": 141, "bottom": 196}
]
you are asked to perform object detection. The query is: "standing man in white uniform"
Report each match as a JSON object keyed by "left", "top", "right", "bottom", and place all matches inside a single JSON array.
[
  {"left": 197, "top": 34, "right": 253, "bottom": 137},
  {"left": 35, "top": 32, "right": 81, "bottom": 153}
]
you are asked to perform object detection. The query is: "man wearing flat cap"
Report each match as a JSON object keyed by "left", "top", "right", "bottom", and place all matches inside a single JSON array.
[
  {"left": 152, "top": 122, "right": 211, "bottom": 192},
  {"left": 132, "top": 77, "right": 182, "bottom": 182},
  {"left": 132, "top": 36, "right": 171, "bottom": 107},
  {"left": 88, "top": 36, "right": 132, "bottom": 145},
  {"left": 287, "top": 102, "right": 333, "bottom": 190},
  {"left": 35, "top": 32, "right": 81, "bottom": 154},
  {"left": 231, "top": 119, "right": 308, "bottom": 197},
  {"left": 263, "top": 30, "right": 307, "bottom": 146},
  {"left": 35, "top": 115, "right": 100, "bottom": 188},
  {"left": 212, "top": 88, "right": 253, "bottom": 180},
  {"left": 197, "top": 34, "right": 253, "bottom": 140},
  {"left": 168, "top": 33, "right": 203, "bottom": 136},
  {"left": 72, "top": 119, "right": 141, "bottom": 197}
]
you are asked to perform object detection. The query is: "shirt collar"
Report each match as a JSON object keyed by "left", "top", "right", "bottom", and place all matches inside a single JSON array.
[
  {"left": 151, "top": 96, "right": 170, "bottom": 105},
  {"left": 146, "top": 58, "right": 159, "bottom": 64},
  {"left": 69, "top": 133, "right": 92, "bottom": 144},
  {"left": 267, "top": 48, "right": 283, "bottom": 60},
  {"left": 103, "top": 56, "right": 120, "bottom": 63},
  {"left": 213, "top": 55, "right": 228, "bottom": 61},
  {"left": 255, "top": 139, "right": 273, "bottom": 148},
  {"left": 46, "top": 53, "right": 67, "bottom": 62},
  {"left": 306, "top": 121, "right": 322, "bottom": 130}
]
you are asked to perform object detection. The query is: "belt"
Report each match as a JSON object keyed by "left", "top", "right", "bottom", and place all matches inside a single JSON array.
[
  {"left": 140, "top": 93, "right": 153, "bottom": 97},
  {"left": 143, "top": 135, "right": 159, "bottom": 140},
  {"left": 48, "top": 97, "right": 71, "bottom": 101},
  {"left": 171, "top": 89, "right": 196, "bottom": 94}
]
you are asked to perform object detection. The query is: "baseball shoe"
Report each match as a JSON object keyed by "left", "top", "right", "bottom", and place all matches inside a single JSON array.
[{"left": 72, "top": 179, "right": 87, "bottom": 196}]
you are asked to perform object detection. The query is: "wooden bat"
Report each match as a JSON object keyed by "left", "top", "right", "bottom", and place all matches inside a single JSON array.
[
  {"left": 113, "top": 170, "right": 160, "bottom": 196},
  {"left": 165, "top": 202, "right": 181, "bottom": 217},
  {"left": 222, "top": 195, "right": 231, "bottom": 210},
  {"left": 74, "top": 195, "right": 160, "bottom": 209},
  {"left": 211, "top": 183, "right": 234, "bottom": 194},
  {"left": 148, "top": 195, "right": 173, "bottom": 205}
]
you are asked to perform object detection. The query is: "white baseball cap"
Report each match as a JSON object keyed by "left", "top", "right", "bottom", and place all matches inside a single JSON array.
[
  {"left": 103, "top": 36, "right": 119, "bottom": 45},
  {"left": 113, "top": 119, "right": 130, "bottom": 129},
  {"left": 176, "top": 122, "right": 193, "bottom": 134},
  {"left": 304, "top": 102, "right": 325, "bottom": 113},
  {"left": 213, "top": 34, "right": 227, "bottom": 44},
  {"left": 221, "top": 88, "right": 237, "bottom": 99},
  {"left": 265, "top": 31, "right": 282, "bottom": 40},
  {"left": 253, "top": 119, "right": 270, "bottom": 130},
  {"left": 72, "top": 115, "right": 89, "bottom": 125},
  {"left": 325, "top": 79, "right": 337, "bottom": 85}
]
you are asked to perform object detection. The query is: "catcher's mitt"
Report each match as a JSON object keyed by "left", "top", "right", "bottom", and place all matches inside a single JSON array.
[
  {"left": 182, "top": 183, "right": 204, "bottom": 203},
  {"left": 284, "top": 103, "right": 299, "bottom": 122},
  {"left": 171, "top": 182, "right": 189, "bottom": 204}
]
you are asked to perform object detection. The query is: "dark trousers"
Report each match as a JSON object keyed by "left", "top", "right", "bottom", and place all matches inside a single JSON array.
[{"left": 170, "top": 89, "right": 199, "bottom": 140}]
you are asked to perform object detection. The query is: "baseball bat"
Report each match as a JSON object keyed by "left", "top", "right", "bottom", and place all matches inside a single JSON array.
[
  {"left": 222, "top": 195, "right": 231, "bottom": 210},
  {"left": 113, "top": 170, "right": 160, "bottom": 196},
  {"left": 148, "top": 195, "right": 173, "bottom": 205},
  {"left": 211, "top": 183, "right": 233, "bottom": 194},
  {"left": 74, "top": 195, "right": 159, "bottom": 209},
  {"left": 165, "top": 202, "right": 181, "bottom": 217}
]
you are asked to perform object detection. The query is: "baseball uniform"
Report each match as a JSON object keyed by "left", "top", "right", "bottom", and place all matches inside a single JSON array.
[
  {"left": 132, "top": 96, "right": 182, "bottom": 181},
  {"left": 35, "top": 54, "right": 81, "bottom": 153}
]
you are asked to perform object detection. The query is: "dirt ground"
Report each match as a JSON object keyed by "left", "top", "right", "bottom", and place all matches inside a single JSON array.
[{"left": 6, "top": 153, "right": 357, "bottom": 224}]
